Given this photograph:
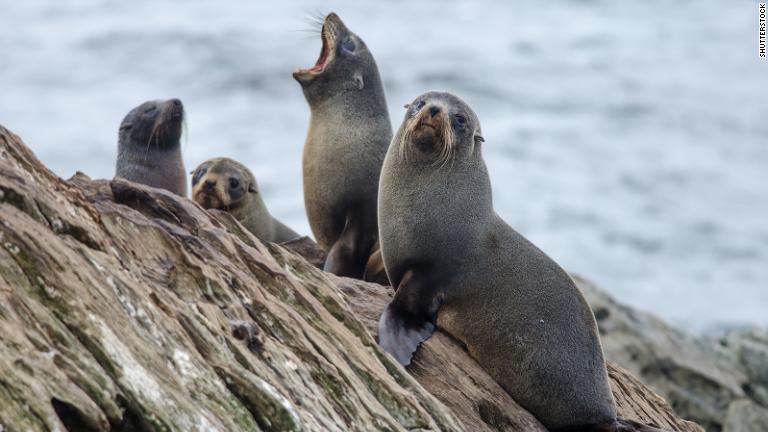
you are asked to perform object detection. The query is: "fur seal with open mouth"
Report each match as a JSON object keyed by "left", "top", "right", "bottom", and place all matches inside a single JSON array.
[{"left": 294, "top": 12, "right": 392, "bottom": 279}]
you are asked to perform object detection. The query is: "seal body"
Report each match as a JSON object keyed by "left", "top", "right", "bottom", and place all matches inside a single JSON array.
[
  {"left": 191, "top": 158, "right": 299, "bottom": 243},
  {"left": 294, "top": 12, "right": 392, "bottom": 278},
  {"left": 377, "top": 92, "right": 617, "bottom": 431},
  {"left": 116, "top": 98, "right": 186, "bottom": 196}
]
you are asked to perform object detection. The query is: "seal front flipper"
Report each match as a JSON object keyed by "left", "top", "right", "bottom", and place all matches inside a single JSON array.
[
  {"left": 377, "top": 269, "right": 440, "bottom": 366},
  {"left": 378, "top": 307, "right": 434, "bottom": 365}
]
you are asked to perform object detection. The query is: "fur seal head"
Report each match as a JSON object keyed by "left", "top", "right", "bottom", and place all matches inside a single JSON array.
[
  {"left": 191, "top": 158, "right": 257, "bottom": 211},
  {"left": 191, "top": 158, "right": 301, "bottom": 243},
  {"left": 396, "top": 91, "right": 485, "bottom": 169},
  {"left": 119, "top": 99, "right": 184, "bottom": 151},
  {"left": 293, "top": 13, "right": 373, "bottom": 104}
]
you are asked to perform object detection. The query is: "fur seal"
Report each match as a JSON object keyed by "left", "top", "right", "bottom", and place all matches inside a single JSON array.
[
  {"left": 116, "top": 98, "right": 186, "bottom": 196},
  {"left": 191, "top": 158, "right": 300, "bottom": 243},
  {"left": 376, "top": 91, "right": 621, "bottom": 431},
  {"left": 293, "top": 12, "right": 392, "bottom": 279}
]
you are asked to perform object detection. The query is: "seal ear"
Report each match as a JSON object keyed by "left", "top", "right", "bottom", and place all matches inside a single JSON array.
[
  {"left": 247, "top": 183, "right": 257, "bottom": 193},
  {"left": 346, "top": 72, "right": 364, "bottom": 91},
  {"left": 474, "top": 134, "right": 485, "bottom": 143}
]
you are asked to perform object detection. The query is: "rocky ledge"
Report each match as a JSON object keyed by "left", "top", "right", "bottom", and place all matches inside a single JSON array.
[
  {"left": 578, "top": 276, "right": 768, "bottom": 432},
  {"left": 0, "top": 124, "right": 701, "bottom": 431}
]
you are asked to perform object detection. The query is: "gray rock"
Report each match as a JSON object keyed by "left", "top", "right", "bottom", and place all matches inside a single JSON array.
[
  {"left": 723, "top": 399, "right": 768, "bottom": 432},
  {"left": 574, "top": 274, "right": 768, "bottom": 432}
]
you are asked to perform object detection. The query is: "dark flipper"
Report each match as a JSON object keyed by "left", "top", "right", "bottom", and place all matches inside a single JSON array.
[
  {"left": 377, "top": 268, "right": 440, "bottom": 366},
  {"left": 323, "top": 211, "right": 375, "bottom": 279}
]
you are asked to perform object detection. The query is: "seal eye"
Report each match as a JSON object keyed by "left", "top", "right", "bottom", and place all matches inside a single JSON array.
[
  {"left": 341, "top": 38, "right": 356, "bottom": 54},
  {"left": 192, "top": 167, "right": 207, "bottom": 185},
  {"left": 453, "top": 114, "right": 467, "bottom": 130},
  {"left": 409, "top": 101, "right": 426, "bottom": 117},
  {"left": 143, "top": 106, "right": 157, "bottom": 115},
  {"left": 228, "top": 177, "right": 240, "bottom": 190}
]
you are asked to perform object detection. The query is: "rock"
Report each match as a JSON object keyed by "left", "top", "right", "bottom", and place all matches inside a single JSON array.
[
  {"left": 723, "top": 399, "right": 768, "bottom": 432},
  {"left": 279, "top": 236, "right": 326, "bottom": 270},
  {"left": 574, "top": 275, "right": 768, "bottom": 432},
  {"left": 719, "top": 329, "right": 768, "bottom": 387},
  {"left": 0, "top": 124, "right": 701, "bottom": 431}
]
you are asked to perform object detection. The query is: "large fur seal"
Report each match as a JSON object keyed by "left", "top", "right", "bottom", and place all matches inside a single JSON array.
[
  {"left": 191, "top": 158, "right": 299, "bottom": 243},
  {"left": 116, "top": 98, "right": 186, "bottom": 196},
  {"left": 293, "top": 12, "right": 392, "bottom": 279},
  {"left": 377, "top": 91, "right": 657, "bottom": 431}
]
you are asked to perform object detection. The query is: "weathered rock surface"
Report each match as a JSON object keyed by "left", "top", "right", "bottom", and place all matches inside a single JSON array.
[
  {"left": 577, "top": 275, "right": 768, "bottom": 432},
  {"left": 0, "top": 125, "right": 700, "bottom": 431}
]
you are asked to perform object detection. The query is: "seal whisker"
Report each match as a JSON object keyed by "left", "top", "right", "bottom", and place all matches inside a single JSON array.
[
  {"left": 144, "top": 121, "right": 162, "bottom": 161},
  {"left": 182, "top": 116, "right": 189, "bottom": 148},
  {"left": 302, "top": 11, "right": 325, "bottom": 32}
]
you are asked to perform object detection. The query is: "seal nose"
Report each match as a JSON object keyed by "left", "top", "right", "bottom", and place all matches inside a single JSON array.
[
  {"left": 168, "top": 98, "right": 184, "bottom": 119},
  {"left": 429, "top": 106, "right": 440, "bottom": 117},
  {"left": 203, "top": 180, "right": 216, "bottom": 191}
]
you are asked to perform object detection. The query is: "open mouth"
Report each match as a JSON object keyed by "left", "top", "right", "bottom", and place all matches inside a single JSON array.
[
  {"left": 310, "top": 26, "right": 330, "bottom": 73},
  {"left": 295, "top": 18, "right": 334, "bottom": 77}
]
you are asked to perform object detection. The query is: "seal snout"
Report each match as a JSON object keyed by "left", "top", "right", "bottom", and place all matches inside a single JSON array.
[
  {"left": 401, "top": 99, "right": 456, "bottom": 165},
  {"left": 293, "top": 12, "right": 347, "bottom": 82},
  {"left": 194, "top": 175, "right": 227, "bottom": 210},
  {"left": 194, "top": 182, "right": 224, "bottom": 210},
  {"left": 165, "top": 98, "right": 184, "bottom": 120},
  {"left": 413, "top": 102, "right": 447, "bottom": 132}
]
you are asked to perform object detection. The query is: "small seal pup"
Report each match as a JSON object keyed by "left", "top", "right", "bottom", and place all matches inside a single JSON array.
[
  {"left": 116, "top": 98, "right": 186, "bottom": 196},
  {"left": 293, "top": 12, "right": 392, "bottom": 279},
  {"left": 378, "top": 91, "right": 634, "bottom": 431},
  {"left": 191, "top": 158, "right": 300, "bottom": 243}
]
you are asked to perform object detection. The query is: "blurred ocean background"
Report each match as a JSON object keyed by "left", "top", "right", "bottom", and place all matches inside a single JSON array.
[{"left": 1, "top": 0, "right": 766, "bottom": 331}]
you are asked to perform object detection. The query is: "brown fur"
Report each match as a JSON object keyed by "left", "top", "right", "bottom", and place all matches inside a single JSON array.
[{"left": 191, "top": 158, "right": 299, "bottom": 243}]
